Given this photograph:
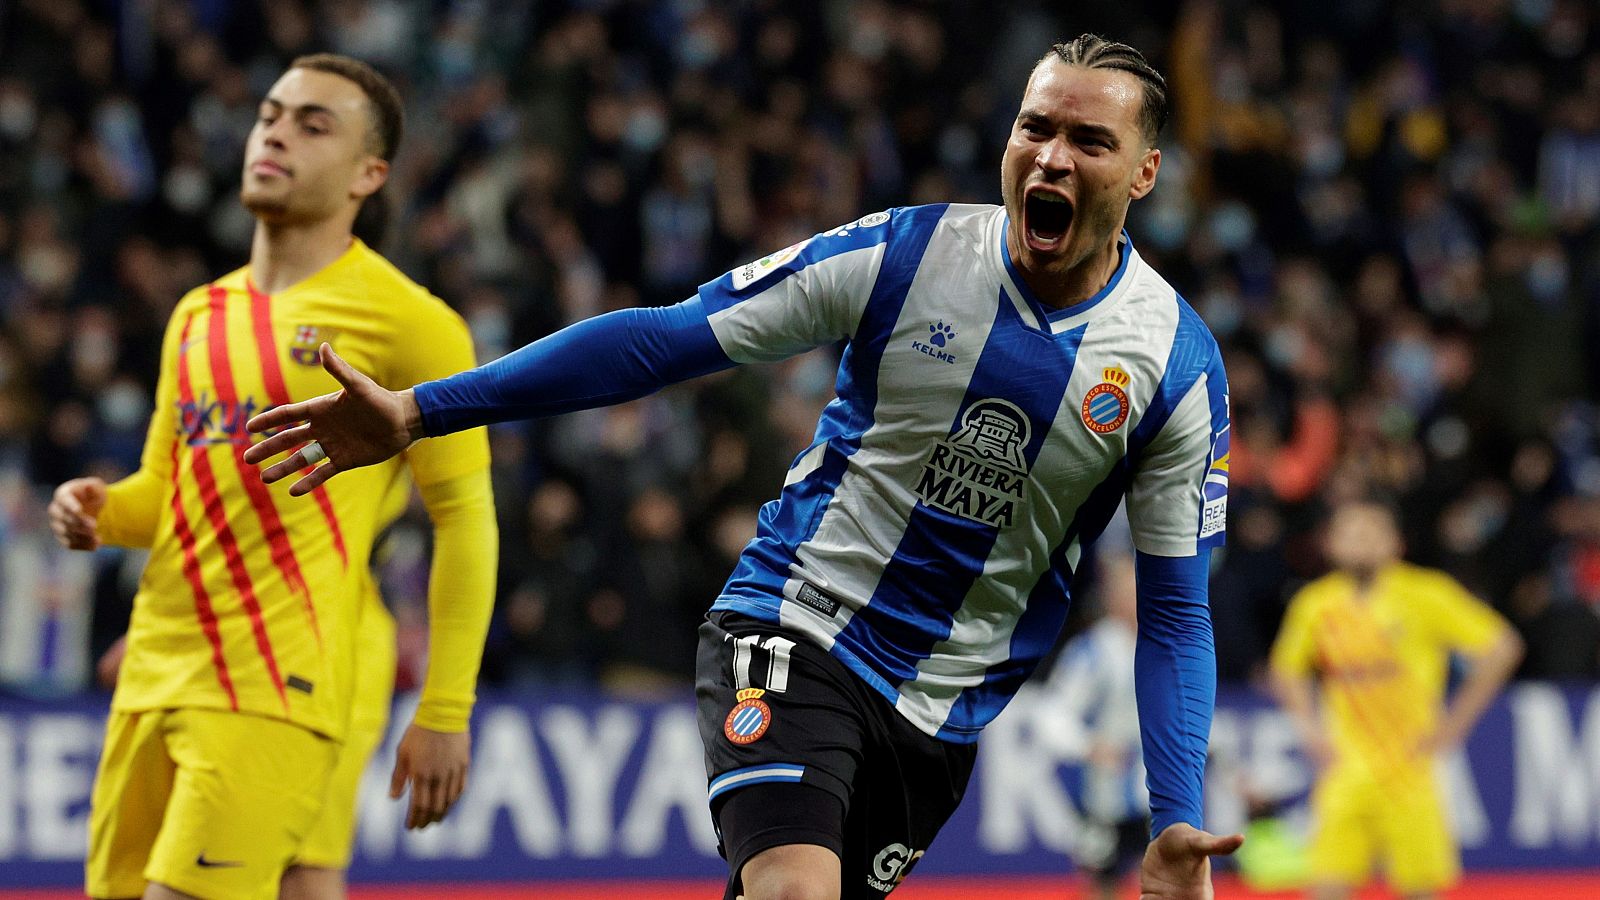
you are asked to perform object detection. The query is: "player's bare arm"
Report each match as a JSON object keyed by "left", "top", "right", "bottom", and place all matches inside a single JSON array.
[
  {"left": 243, "top": 343, "right": 423, "bottom": 495},
  {"left": 1270, "top": 669, "right": 1335, "bottom": 769},
  {"left": 1422, "top": 627, "right": 1524, "bottom": 755}
]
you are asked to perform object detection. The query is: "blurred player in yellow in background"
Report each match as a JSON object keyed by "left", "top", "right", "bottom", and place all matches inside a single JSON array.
[
  {"left": 46, "top": 54, "right": 497, "bottom": 900},
  {"left": 1269, "top": 500, "right": 1521, "bottom": 900}
]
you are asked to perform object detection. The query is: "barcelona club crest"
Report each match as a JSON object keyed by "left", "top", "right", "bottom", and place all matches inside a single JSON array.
[
  {"left": 289, "top": 325, "right": 338, "bottom": 366},
  {"left": 1081, "top": 366, "right": 1131, "bottom": 434},
  {"left": 723, "top": 687, "right": 772, "bottom": 745}
]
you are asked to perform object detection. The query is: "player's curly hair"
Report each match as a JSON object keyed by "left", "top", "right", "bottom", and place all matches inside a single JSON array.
[
  {"left": 290, "top": 53, "right": 404, "bottom": 162},
  {"left": 1044, "top": 34, "right": 1169, "bottom": 145}
]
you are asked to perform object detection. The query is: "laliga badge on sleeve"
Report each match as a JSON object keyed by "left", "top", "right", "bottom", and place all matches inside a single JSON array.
[
  {"left": 730, "top": 240, "right": 811, "bottom": 290},
  {"left": 724, "top": 687, "right": 773, "bottom": 745}
]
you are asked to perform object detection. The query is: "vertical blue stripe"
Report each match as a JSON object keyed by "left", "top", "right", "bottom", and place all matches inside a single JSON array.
[
  {"left": 834, "top": 299, "right": 1085, "bottom": 687},
  {"left": 715, "top": 205, "right": 951, "bottom": 620}
]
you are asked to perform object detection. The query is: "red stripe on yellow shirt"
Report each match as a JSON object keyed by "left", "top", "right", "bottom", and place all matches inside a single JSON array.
[
  {"left": 167, "top": 437, "right": 238, "bottom": 710},
  {"left": 248, "top": 282, "right": 349, "bottom": 569}
]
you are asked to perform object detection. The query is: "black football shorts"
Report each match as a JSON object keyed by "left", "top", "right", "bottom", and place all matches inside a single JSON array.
[{"left": 695, "top": 610, "right": 977, "bottom": 899}]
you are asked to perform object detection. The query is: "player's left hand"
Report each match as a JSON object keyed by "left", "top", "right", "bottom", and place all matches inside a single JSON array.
[
  {"left": 389, "top": 723, "right": 471, "bottom": 830},
  {"left": 1139, "top": 822, "right": 1244, "bottom": 899}
]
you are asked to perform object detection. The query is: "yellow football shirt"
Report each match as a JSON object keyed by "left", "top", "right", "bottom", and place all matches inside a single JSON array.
[
  {"left": 1270, "top": 562, "right": 1505, "bottom": 777},
  {"left": 96, "top": 239, "right": 495, "bottom": 740}
]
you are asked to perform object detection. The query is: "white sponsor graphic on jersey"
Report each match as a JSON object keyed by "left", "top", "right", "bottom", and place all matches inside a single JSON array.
[{"left": 914, "top": 398, "right": 1032, "bottom": 528}]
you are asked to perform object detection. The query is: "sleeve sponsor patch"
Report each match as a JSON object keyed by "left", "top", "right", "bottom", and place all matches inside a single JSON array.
[
  {"left": 1198, "top": 423, "right": 1229, "bottom": 540},
  {"left": 730, "top": 238, "right": 812, "bottom": 290},
  {"left": 1199, "top": 495, "right": 1227, "bottom": 539}
]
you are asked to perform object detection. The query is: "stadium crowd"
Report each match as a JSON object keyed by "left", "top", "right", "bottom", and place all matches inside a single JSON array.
[{"left": 1, "top": 0, "right": 1598, "bottom": 697}]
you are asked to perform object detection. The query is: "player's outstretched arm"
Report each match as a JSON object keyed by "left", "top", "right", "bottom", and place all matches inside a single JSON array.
[
  {"left": 1140, "top": 822, "right": 1245, "bottom": 900},
  {"left": 249, "top": 301, "right": 741, "bottom": 496},
  {"left": 244, "top": 343, "right": 423, "bottom": 495}
]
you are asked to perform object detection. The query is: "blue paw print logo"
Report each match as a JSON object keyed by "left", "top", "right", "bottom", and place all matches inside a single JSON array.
[{"left": 928, "top": 321, "right": 957, "bottom": 347}]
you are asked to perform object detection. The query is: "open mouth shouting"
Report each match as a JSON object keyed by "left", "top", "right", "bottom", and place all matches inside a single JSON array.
[{"left": 1023, "top": 187, "right": 1073, "bottom": 253}]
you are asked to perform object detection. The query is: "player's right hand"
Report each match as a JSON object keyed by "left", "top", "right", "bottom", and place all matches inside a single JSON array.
[
  {"left": 49, "top": 477, "right": 108, "bottom": 551},
  {"left": 1139, "top": 822, "right": 1244, "bottom": 900},
  {"left": 243, "top": 343, "right": 423, "bottom": 496}
]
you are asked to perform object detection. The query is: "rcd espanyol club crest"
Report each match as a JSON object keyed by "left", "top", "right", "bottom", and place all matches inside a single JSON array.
[
  {"left": 723, "top": 688, "right": 772, "bottom": 745},
  {"left": 1081, "top": 366, "right": 1131, "bottom": 434}
]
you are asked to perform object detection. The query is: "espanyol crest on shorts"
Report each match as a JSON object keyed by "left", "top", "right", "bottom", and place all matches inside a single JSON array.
[{"left": 724, "top": 687, "right": 772, "bottom": 745}]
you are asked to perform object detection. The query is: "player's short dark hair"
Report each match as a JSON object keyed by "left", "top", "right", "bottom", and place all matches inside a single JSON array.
[
  {"left": 289, "top": 53, "right": 404, "bottom": 161},
  {"left": 1043, "top": 34, "right": 1168, "bottom": 145}
]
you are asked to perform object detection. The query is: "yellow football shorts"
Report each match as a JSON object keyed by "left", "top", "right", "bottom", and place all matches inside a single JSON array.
[
  {"left": 1308, "top": 762, "right": 1460, "bottom": 895},
  {"left": 294, "top": 603, "right": 397, "bottom": 870},
  {"left": 86, "top": 707, "right": 337, "bottom": 900}
]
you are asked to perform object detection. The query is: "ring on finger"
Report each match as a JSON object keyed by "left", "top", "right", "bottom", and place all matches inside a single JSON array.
[{"left": 301, "top": 440, "right": 327, "bottom": 466}]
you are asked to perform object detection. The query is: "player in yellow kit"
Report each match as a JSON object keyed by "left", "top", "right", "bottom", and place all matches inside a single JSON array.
[
  {"left": 46, "top": 54, "right": 497, "bottom": 900},
  {"left": 83, "top": 456, "right": 406, "bottom": 899},
  {"left": 1269, "top": 500, "right": 1522, "bottom": 900}
]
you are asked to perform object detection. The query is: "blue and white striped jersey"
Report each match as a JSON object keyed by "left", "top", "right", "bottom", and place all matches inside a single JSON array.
[{"left": 700, "top": 204, "right": 1230, "bottom": 742}]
